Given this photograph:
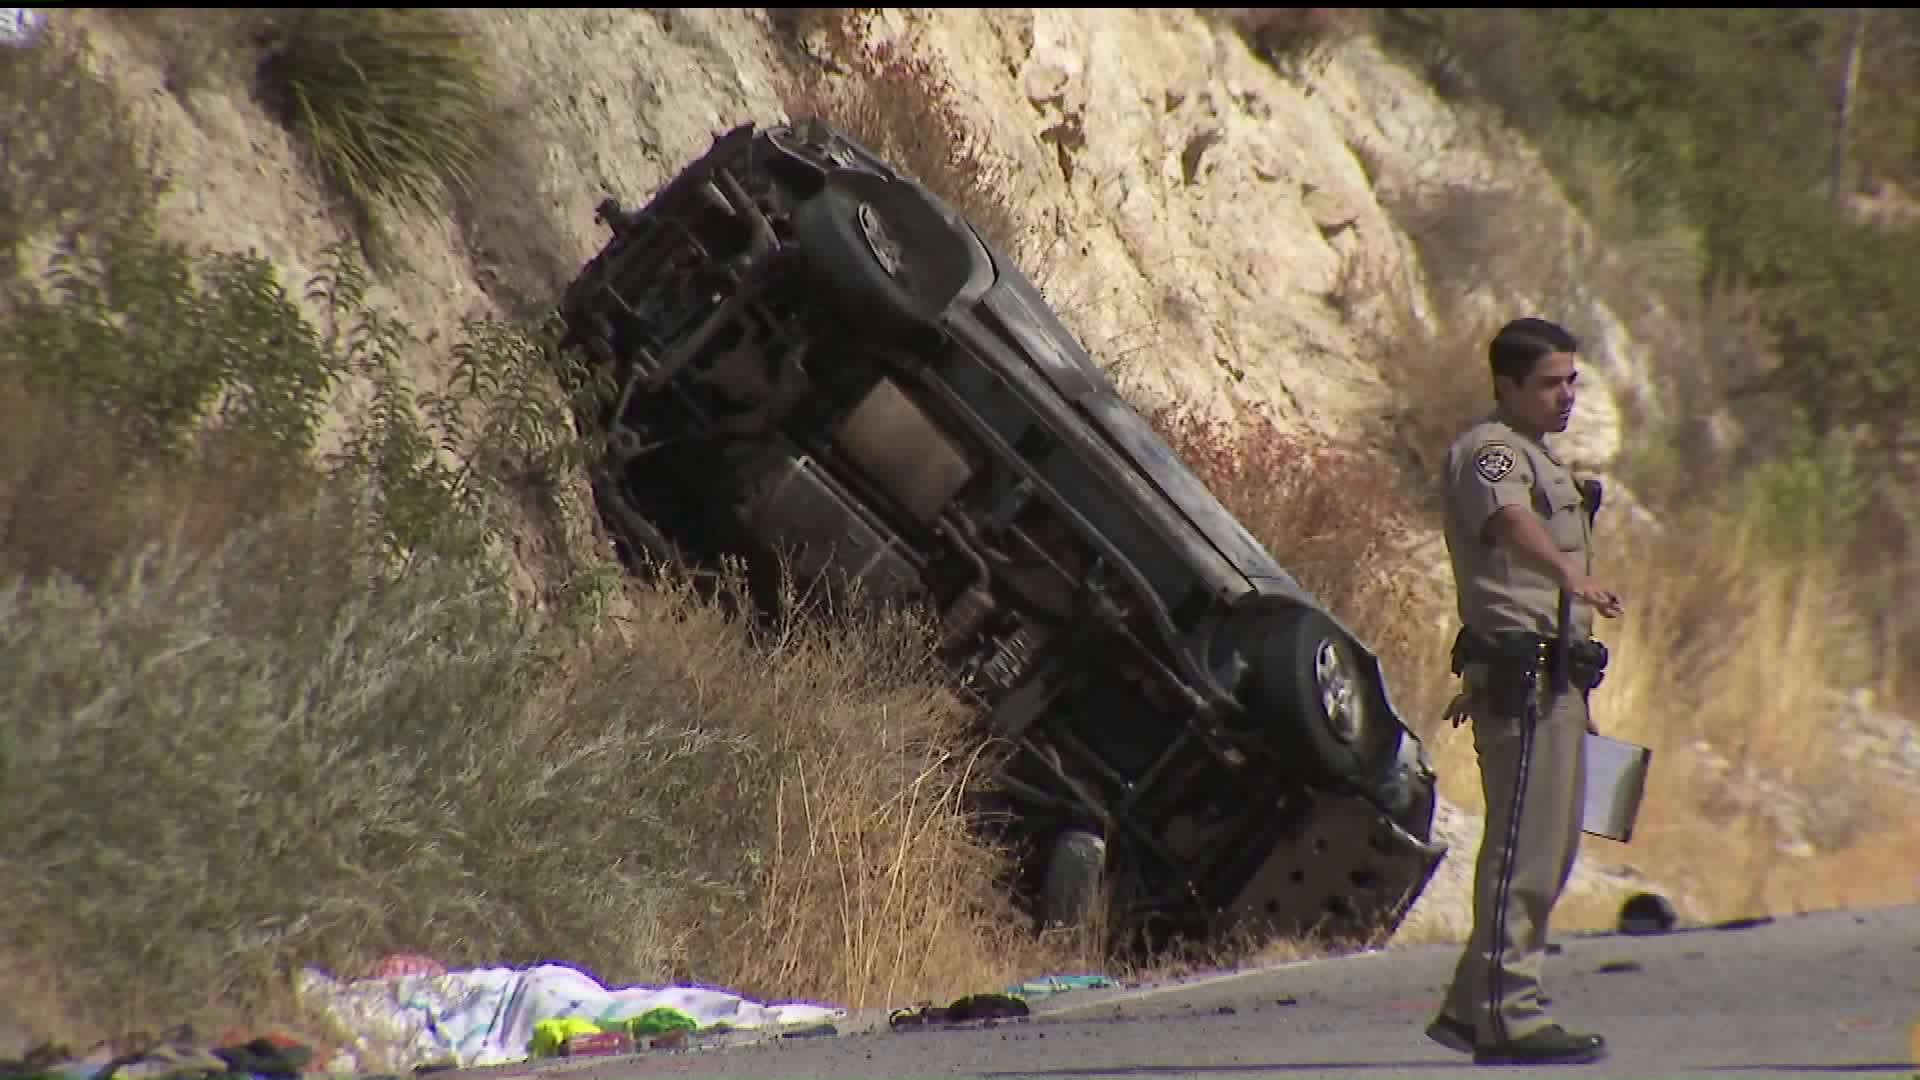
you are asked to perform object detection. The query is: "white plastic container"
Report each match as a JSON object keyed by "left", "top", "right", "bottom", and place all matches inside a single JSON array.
[{"left": 1582, "top": 733, "right": 1651, "bottom": 842}]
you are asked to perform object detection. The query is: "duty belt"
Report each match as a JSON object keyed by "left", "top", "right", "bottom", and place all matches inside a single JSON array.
[{"left": 1450, "top": 627, "right": 1610, "bottom": 691}]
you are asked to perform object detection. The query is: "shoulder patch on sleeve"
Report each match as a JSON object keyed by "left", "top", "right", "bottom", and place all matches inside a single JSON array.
[{"left": 1473, "top": 442, "right": 1517, "bottom": 483}]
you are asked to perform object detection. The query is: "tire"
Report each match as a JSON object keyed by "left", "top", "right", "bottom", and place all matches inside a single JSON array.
[
  {"left": 787, "top": 174, "right": 974, "bottom": 342},
  {"left": 1040, "top": 828, "right": 1107, "bottom": 931},
  {"left": 1246, "top": 606, "right": 1400, "bottom": 787}
]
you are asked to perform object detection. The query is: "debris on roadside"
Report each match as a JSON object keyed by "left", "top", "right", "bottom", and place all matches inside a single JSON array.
[
  {"left": 8, "top": 964, "right": 1117, "bottom": 1076},
  {"left": 888, "top": 993, "right": 1031, "bottom": 1030},
  {"left": 1002, "top": 974, "right": 1117, "bottom": 998},
  {"left": 884, "top": 972, "right": 1117, "bottom": 1033},
  {"left": 297, "top": 959, "right": 843, "bottom": 1073},
  {"left": 364, "top": 954, "right": 446, "bottom": 980},
  {"left": 539, "top": 1027, "right": 632, "bottom": 1059},
  {"left": 0, "top": 1028, "right": 314, "bottom": 1080},
  {"left": 526, "top": 1007, "right": 703, "bottom": 1058},
  {"left": 1616, "top": 891, "right": 1679, "bottom": 935}
]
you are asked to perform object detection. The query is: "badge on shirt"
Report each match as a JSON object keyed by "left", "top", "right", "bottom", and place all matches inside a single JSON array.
[{"left": 1474, "top": 443, "right": 1516, "bottom": 483}]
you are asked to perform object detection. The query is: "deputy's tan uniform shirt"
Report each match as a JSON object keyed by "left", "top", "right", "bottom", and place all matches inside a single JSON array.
[{"left": 1441, "top": 412, "right": 1594, "bottom": 641}]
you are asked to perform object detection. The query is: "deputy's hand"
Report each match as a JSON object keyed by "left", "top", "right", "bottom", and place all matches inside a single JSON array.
[
  {"left": 1567, "top": 573, "right": 1624, "bottom": 619},
  {"left": 1442, "top": 691, "right": 1474, "bottom": 729}
]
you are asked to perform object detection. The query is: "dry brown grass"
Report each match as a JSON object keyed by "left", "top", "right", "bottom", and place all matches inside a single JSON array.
[
  {"left": 1139, "top": 392, "right": 1462, "bottom": 816},
  {"left": 1537, "top": 515, "right": 1919, "bottom": 925},
  {"left": 585, "top": 579, "right": 1044, "bottom": 1010},
  {"left": 1403, "top": 506, "right": 1920, "bottom": 931},
  {"left": 1142, "top": 398, "right": 1428, "bottom": 636},
  {"left": 775, "top": 9, "right": 1029, "bottom": 256}
]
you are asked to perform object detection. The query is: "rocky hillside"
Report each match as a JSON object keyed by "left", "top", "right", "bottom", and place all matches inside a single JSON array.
[
  {"left": 15, "top": 5, "right": 1917, "bottom": 982},
  {"left": 86, "top": 7, "right": 1661, "bottom": 450}
]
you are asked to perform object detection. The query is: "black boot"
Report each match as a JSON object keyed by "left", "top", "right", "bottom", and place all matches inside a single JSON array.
[
  {"left": 1424, "top": 1014, "right": 1475, "bottom": 1055},
  {"left": 1473, "top": 1024, "right": 1607, "bottom": 1066}
]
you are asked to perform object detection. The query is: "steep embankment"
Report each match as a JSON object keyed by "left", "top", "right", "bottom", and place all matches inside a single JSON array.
[
  {"left": 29, "top": 5, "right": 1917, "bottom": 983},
  {"left": 36, "top": 3, "right": 1704, "bottom": 939}
]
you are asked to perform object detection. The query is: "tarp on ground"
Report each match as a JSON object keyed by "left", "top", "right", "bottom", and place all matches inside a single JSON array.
[{"left": 297, "top": 963, "right": 844, "bottom": 1072}]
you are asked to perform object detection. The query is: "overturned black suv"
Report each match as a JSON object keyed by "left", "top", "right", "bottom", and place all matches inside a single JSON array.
[{"left": 556, "top": 119, "right": 1446, "bottom": 947}]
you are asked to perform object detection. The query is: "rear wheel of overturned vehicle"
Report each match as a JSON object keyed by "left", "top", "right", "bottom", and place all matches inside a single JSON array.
[
  {"left": 788, "top": 174, "right": 976, "bottom": 341},
  {"left": 1247, "top": 607, "right": 1399, "bottom": 789},
  {"left": 1039, "top": 828, "right": 1108, "bottom": 933}
]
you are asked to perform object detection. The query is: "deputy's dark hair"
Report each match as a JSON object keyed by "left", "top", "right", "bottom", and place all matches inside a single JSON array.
[{"left": 1489, "top": 317, "right": 1579, "bottom": 384}]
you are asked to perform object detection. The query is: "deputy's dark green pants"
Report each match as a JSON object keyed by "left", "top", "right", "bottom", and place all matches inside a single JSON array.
[{"left": 1441, "top": 674, "right": 1590, "bottom": 1044}]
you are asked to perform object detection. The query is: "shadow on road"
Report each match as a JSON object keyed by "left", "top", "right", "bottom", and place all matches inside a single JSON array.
[
  {"left": 979, "top": 1064, "right": 1466, "bottom": 1077},
  {"left": 978, "top": 1062, "right": 1918, "bottom": 1078},
  {"left": 1698, "top": 1066, "right": 1916, "bottom": 1075}
]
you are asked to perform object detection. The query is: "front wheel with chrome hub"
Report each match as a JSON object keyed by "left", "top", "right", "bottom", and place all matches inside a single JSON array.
[
  {"left": 1243, "top": 606, "right": 1400, "bottom": 788},
  {"left": 1314, "top": 637, "right": 1365, "bottom": 746}
]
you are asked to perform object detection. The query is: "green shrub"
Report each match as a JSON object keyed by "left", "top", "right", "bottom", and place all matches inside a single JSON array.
[
  {"left": 5, "top": 222, "right": 344, "bottom": 466},
  {"left": 1706, "top": 190, "right": 1920, "bottom": 446},
  {"left": 0, "top": 210, "right": 599, "bottom": 1018},
  {"left": 1378, "top": 8, "right": 1920, "bottom": 466},
  {"left": 0, "top": 196, "right": 616, "bottom": 616},
  {"left": 1732, "top": 413, "right": 1871, "bottom": 561},
  {"left": 0, "top": 512, "right": 687, "bottom": 1024},
  {"left": 256, "top": 9, "right": 495, "bottom": 255}
]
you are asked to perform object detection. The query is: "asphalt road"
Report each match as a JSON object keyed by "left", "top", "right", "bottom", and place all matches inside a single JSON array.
[{"left": 477, "top": 903, "right": 1920, "bottom": 1080}]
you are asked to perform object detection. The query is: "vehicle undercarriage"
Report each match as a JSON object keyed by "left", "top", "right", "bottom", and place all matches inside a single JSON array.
[{"left": 557, "top": 119, "right": 1447, "bottom": 949}]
